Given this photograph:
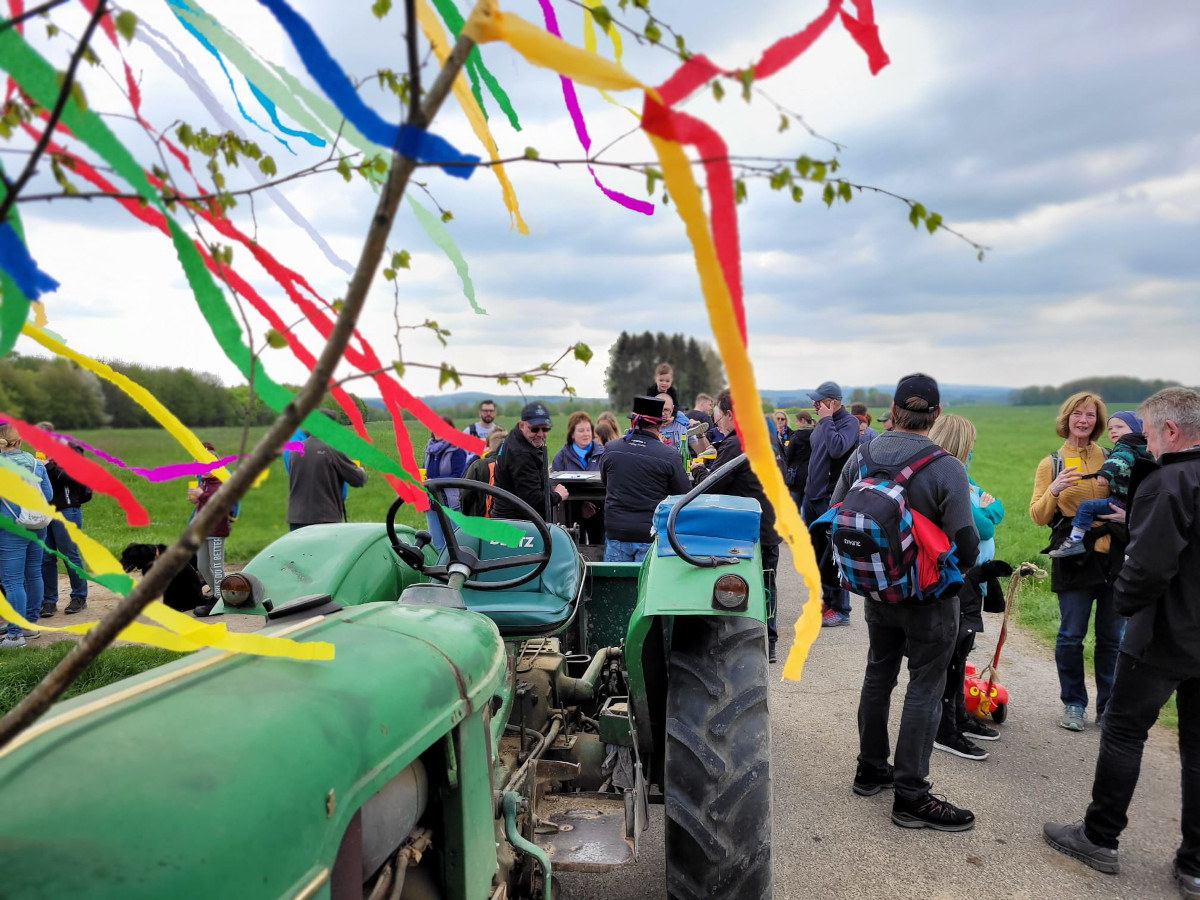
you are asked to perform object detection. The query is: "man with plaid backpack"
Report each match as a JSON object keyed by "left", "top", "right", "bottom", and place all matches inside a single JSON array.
[{"left": 826, "top": 374, "right": 980, "bottom": 832}]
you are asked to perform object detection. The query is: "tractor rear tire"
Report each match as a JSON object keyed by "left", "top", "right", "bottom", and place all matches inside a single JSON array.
[{"left": 665, "top": 615, "right": 771, "bottom": 900}]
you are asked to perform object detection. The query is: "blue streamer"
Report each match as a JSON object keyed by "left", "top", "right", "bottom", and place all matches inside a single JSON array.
[
  {"left": 0, "top": 223, "right": 59, "bottom": 301},
  {"left": 245, "top": 79, "right": 326, "bottom": 148},
  {"left": 165, "top": 0, "right": 296, "bottom": 155},
  {"left": 255, "top": 0, "right": 480, "bottom": 178}
]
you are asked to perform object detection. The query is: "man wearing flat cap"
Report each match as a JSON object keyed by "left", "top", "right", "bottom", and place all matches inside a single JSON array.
[
  {"left": 599, "top": 396, "right": 690, "bottom": 562},
  {"left": 492, "top": 401, "right": 568, "bottom": 521}
]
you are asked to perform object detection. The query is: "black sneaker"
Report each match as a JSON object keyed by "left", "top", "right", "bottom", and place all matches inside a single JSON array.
[
  {"left": 1043, "top": 821, "right": 1119, "bottom": 874},
  {"left": 40, "top": 603, "right": 57, "bottom": 618},
  {"left": 962, "top": 717, "right": 1000, "bottom": 741},
  {"left": 853, "top": 763, "right": 894, "bottom": 797},
  {"left": 768, "top": 642, "right": 778, "bottom": 664},
  {"left": 934, "top": 733, "right": 988, "bottom": 760},
  {"left": 1175, "top": 861, "right": 1200, "bottom": 899},
  {"left": 893, "top": 792, "right": 975, "bottom": 831},
  {"left": 64, "top": 598, "right": 86, "bottom": 615}
]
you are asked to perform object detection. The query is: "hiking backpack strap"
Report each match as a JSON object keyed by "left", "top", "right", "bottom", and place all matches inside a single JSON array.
[{"left": 890, "top": 447, "right": 950, "bottom": 487}]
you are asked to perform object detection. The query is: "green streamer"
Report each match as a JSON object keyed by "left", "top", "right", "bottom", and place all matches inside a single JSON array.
[
  {"left": 0, "top": 515, "right": 135, "bottom": 594},
  {"left": 0, "top": 26, "right": 523, "bottom": 547},
  {"left": 407, "top": 194, "right": 484, "bottom": 315},
  {"left": 430, "top": 0, "right": 522, "bottom": 131},
  {"left": 0, "top": 158, "right": 32, "bottom": 358},
  {"left": 443, "top": 507, "right": 523, "bottom": 546}
]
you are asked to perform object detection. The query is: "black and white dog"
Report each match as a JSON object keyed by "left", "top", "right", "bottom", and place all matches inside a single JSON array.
[{"left": 119, "top": 543, "right": 207, "bottom": 613}]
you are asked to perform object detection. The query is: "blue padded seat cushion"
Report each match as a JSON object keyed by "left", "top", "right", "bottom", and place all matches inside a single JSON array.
[{"left": 653, "top": 494, "right": 762, "bottom": 559}]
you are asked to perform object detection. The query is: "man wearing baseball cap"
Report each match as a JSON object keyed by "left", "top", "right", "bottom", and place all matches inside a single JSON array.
[
  {"left": 803, "top": 380, "right": 861, "bottom": 626},
  {"left": 492, "top": 401, "right": 568, "bottom": 521},
  {"left": 830, "top": 373, "right": 980, "bottom": 832}
]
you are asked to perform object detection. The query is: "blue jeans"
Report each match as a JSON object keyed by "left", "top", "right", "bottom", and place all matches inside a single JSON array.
[
  {"left": 1056, "top": 583, "right": 1124, "bottom": 713},
  {"left": 42, "top": 505, "right": 87, "bottom": 605},
  {"left": 1, "top": 526, "right": 47, "bottom": 637},
  {"left": 604, "top": 539, "right": 650, "bottom": 562},
  {"left": 1073, "top": 497, "right": 1124, "bottom": 531},
  {"left": 802, "top": 494, "right": 850, "bottom": 614}
]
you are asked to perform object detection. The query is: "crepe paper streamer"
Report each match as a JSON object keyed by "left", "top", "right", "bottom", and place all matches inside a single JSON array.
[
  {"left": 283, "top": 439, "right": 304, "bottom": 454},
  {"left": 19, "top": 324, "right": 232, "bottom": 482},
  {"left": 134, "top": 19, "right": 355, "bottom": 274},
  {"left": 407, "top": 194, "right": 484, "bottom": 314},
  {"left": 414, "top": 0, "right": 527, "bottom": 231},
  {"left": 245, "top": 76, "right": 327, "bottom": 148},
  {"left": 136, "top": 599, "right": 334, "bottom": 660},
  {"left": 429, "top": 0, "right": 522, "bottom": 131},
  {"left": 3, "top": 32, "right": 510, "bottom": 547},
  {"left": 29, "top": 299, "right": 45, "bottom": 327},
  {"left": 45, "top": 429, "right": 239, "bottom": 484},
  {"left": 3, "top": 415, "right": 149, "bottom": 525},
  {"left": 0, "top": 221, "right": 59, "bottom": 301},
  {"left": 165, "top": 0, "right": 295, "bottom": 153},
  {"left": 0, "top": 514, "right": 133, "bottom": 595},
  {"left": 0, "top": 159, "right": 30, "bottom": 356},
  {"left": 253, "top": 0, "right": 480, "bottom": 177},
  {"left": 535, "top": 0, "right": 653, "bottom": 216},
  {"left": 0, "top": 588, "right": 202, "bottom": 652},
  {"left": 581, "top": 0, "right": 637, "bottom": 114},
  {"left": 647, "top": 134, "right": 823, "bottom": 681}
]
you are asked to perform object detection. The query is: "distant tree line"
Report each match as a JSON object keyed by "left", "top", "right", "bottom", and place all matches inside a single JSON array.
[
  {"left": 1010, "top": 376, "right": 1186, "bottom": 406},
  {"left": 0, "top": 353, "right": 380, "bottom": 429},
  {"left": 604, "top": 331, "right": 726, "bottom": 408}
]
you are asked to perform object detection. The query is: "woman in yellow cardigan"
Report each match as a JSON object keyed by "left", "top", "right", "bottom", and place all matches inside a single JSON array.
[{"left": 1030, "top": 391, "right": 1125, "bottom": 733}]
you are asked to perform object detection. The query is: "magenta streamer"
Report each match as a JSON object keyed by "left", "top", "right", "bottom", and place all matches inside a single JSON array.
[
  {"left": 48, "top": 432, "right": 306, "bottom": 482},
  {"left": 536, "top": 0, "right": 654, "bottom": 216}
]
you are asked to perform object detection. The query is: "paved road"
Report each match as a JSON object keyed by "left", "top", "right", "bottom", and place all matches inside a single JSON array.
[{"left": 561, "top": 548, "right": 1184, "bottom": 899}]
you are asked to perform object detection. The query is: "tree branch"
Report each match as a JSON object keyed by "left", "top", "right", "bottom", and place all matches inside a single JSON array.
[
  {"left": 0, "top": 13, "right": 479, "bottom": 751},
  {"left": 0, "top": 0, "right": 107, "bottom": 226},
  {"left": 0, "top": 0, "right": 73, "bottom": 34}
]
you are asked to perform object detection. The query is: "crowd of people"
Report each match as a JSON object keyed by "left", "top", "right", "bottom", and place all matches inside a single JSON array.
[{"left": 5, "top": 364, "right": 1200, "bottom": 892}]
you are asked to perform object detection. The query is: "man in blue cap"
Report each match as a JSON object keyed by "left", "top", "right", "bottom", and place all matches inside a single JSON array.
[
  {"left": 492, "top": 401, "right": 568, "bottom": 522},
  {"left": 804, "top": 379, "right": 860, "bottom": 626}
]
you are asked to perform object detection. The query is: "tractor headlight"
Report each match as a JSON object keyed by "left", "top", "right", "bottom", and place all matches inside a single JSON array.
[
  {"left": 712, "top": 574, "right": 749, "bottom": 612},
  {"left": 219, "top": 572, "right": 262, "bottom": 608}
]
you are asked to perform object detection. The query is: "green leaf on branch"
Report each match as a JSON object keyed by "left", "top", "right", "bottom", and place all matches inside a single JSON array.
[
  {"left": 438, "top": 364, "right": 462, "bottom": 390},
  {"left": 573, "top": 342, "right": 593, "bottom": 364},
  {"left": 925, "top": 212, "right": 942, "bottom": 234},
  {"left": 810, "top": 161, "right": 826, "bottom": 182},
  {"left": 440, "top": 209, "right": 454, "bottom": 223},
  {"left": 738, "top": 68, "right": 754, "bottom": 102},
  {"left": 383, "top": 268, "right": 396, "bottom": 282},
  {"left": 645, "top": 166, "right": 662, "bottom": 196},
  {"left": 795, "top": 155, "right": 811, "bottom": 178},
  {"left": 523, "top": 146, "right": 540, "bottom": 159},
  {"left": 371, "top": 0, "right": 392, "bottom": 18},
  {"left": 393, "top": 250, "right": 411, "bottom": 269},
  {"left": 337, "top": 157, "right": 352, "bottom": 182},
  {"left": 734, "top": 179, "right": 748, "bottom": 204},
  {"left": 258, "top": 156, "right": 277, "bottom": 177},
  {"left": 791, "top": 185, "right": 803, "bottom": 203},
  {"left": 778, "top": 114, "right": 790, "bottom": 133},
  {"left": 838, "top": 181, "right": 853, "bottom": 203},
  {"left": 114, "top": 11, "right": 138, "bottom": 43},
  {"left": 712, "top": 80, "right": 725, "bottom": 102},
  {"left": 520, "top": 373, "right": 536, "bottom": 385},
  {"left": 823, "top": 183, "right": 836, "bottom": 207},
  {"left": 589, "top": 5, "right": 612, "bottom": 30},
  {"left": 908, "top": 202, "right": 927, "bottom": 229},
  {"left": 392, "top": 360, "right": 405, "bottom": 377},
  {"left": 265, "top": 329, "right": 288, "bottom": 349},
  {"left": 331, "top": 298, "right": 344, "bottom": 312},
  {"left": 644, "top": 20, "right": 662, "bottom": 43}
]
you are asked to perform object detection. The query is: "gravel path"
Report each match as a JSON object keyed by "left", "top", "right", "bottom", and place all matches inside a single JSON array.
[{"left": 563, "top": 547, "right": 1184, "bottom": 899}]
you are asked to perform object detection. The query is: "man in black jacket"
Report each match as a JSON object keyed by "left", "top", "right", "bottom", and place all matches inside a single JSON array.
[
  {"left": 784, "top": 411, "right": 814, "bottom": 514},
  {"left": 693, "top": 389, "right": 783, "bottom": 661},
  {"left": 492, "top": 402, "right": 568, "bottom": 522},
  {"left": 39, "top": 434, "right": 91, "bottom": 616},
  {"left": 600, "top": 396, "right": 690, "bottom": 562},
  {"left": 1045, "top": 388, "right": 1200, "bottom": 892}
]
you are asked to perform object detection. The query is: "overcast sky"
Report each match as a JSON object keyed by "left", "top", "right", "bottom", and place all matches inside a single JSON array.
[{"left": 13, "top": 0, "right": 1199, "bottom": 400}]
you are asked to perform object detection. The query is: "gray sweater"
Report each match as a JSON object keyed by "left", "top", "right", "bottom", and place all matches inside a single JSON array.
[{"left": 830, "top": 431, "right": 980, "bottom": 570}]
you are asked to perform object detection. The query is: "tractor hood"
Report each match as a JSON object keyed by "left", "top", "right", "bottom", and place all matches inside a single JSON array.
[{"left": 0, "top": 602, "right": 505, "bottom": 899}]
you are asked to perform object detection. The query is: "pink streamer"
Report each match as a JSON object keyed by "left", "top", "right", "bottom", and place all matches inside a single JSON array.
[
  {"left": 49, "top": 432, "right": 268, "bottom": 483},
  {"left": 536, "top": 0, "right": 654, "bottom": 216}
]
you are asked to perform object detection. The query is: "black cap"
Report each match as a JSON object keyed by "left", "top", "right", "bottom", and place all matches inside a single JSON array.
[
  {"left": 894, "top": 373, "right": 940, "bottom": 410},
  {"left": 631, "top": 396, "right": 666, "bottom": 420},
  {"left": 521, "top": 401, "right": 552, "bottom": 427}
]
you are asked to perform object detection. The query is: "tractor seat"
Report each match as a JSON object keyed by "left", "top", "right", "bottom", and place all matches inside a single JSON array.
[{"left": 442, "top": 521, "right": 584, "bottom": 637}]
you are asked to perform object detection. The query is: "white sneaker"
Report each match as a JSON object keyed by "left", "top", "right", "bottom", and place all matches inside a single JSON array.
[{"left": 1, "top": 635, "right": 27, "bottom": 649}]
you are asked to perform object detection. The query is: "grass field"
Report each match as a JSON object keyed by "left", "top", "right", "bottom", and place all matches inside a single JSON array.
[{"left": 46, "top": 405, "right": 1165, "bottom": 722}]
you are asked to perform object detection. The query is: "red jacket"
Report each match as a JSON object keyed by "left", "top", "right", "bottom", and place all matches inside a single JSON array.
[{"left": 195, "top": 474, "right": 234, "bottom": 538}]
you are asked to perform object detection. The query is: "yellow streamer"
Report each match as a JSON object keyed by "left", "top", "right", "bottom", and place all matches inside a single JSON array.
[
  {"left": 20, "top": 323, "right": 233, "bottom": 482},
  {"left": 30, "top": 300, "right": 46, "bottom": 327},
  {"left": 646, "top": 136, "right": 823, "bottom": 680},
  {"left": 416, "top": 0, "right": 528, "bottom": 234},
  {"left": 137, "top": 600, "right": 333, "bottom": 661},
  {"left": 0, "top": 589, "right": 201, "bottom": 651},
  {"left": 581, "top": 0, "right": 637, "bottom": 113}
]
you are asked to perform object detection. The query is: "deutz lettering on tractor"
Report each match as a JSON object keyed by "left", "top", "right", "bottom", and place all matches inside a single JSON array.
[{"left": 5, "top": 454, "right": 773, "bottom": 900}]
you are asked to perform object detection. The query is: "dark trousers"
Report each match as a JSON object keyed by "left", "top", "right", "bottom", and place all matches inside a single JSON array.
[
  {"left": 1085, "top": 653, "right": 1200, "bottom": 876},
  {"left": 762, "top": 542, "right": 779, "bottom": 646},
  {"left": 1055, "top": 583, "right": 1124, "bottom": 713},
  {"left": 802, "top": 494, "right": 850, "bottom": 614},
  {"left": 858, "top": 596, "right": 959, "bottom": 799},
  {"left": 936, "top": 625, "right": 976, "bottom": 741}
]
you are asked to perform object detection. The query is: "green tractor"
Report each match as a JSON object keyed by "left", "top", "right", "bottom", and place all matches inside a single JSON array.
[{"left": 3, "top": 455, "right": 773, "bottom": 899}]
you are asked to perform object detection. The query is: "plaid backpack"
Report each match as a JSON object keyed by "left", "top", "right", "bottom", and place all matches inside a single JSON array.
[{"left": 829, "top": 443, "right": 948, "bottom": 603}]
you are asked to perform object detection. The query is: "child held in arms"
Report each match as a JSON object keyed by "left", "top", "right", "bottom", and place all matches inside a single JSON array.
[{"left": 1050, "top": 411, "right": 1154, "bottom": 558}]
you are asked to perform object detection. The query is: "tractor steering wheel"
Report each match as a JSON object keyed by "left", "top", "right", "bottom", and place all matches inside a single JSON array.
[{"left": 385, "top": 478, "right": 554, "bottom": 592}]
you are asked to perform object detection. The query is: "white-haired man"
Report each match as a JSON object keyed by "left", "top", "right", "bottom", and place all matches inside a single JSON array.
[{"left": 1045, "top": 388, "right": 1200, "bottom": 897}]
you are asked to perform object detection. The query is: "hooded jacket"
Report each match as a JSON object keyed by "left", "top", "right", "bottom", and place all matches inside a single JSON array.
[
  {"left": 806, "top": 406, "right": 860, "bottom": 503},
  {"left": 46, "top": 446, "right": 92, "bottom": 510},
  {"left": 1114, "top": 446, "right": 1200, "bottom": 677},
  {"left": 551, "top": 440, "right": 604, "bottom": 472},
  {"left": 0, "top": 449, "right": 53, "bottom": 522},
  {"left": 423, "top": 437, "right": 469, "bottom": 509}
]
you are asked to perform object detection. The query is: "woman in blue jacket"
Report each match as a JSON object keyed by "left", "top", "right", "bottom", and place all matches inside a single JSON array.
[
  {"left": 552, "top": 412, "right": 604, "bottom": 543},
  {"left": 1, "top": 423, "right": 54, "bottom": 648}
]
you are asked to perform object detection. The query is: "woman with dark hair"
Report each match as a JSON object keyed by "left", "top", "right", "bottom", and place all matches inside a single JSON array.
[
  {"left": 595, "top": 421, "right": 619, "bottom": 445},
  {"left": 1030, "top": 391, "right": 1124, "bottom": 732}
]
